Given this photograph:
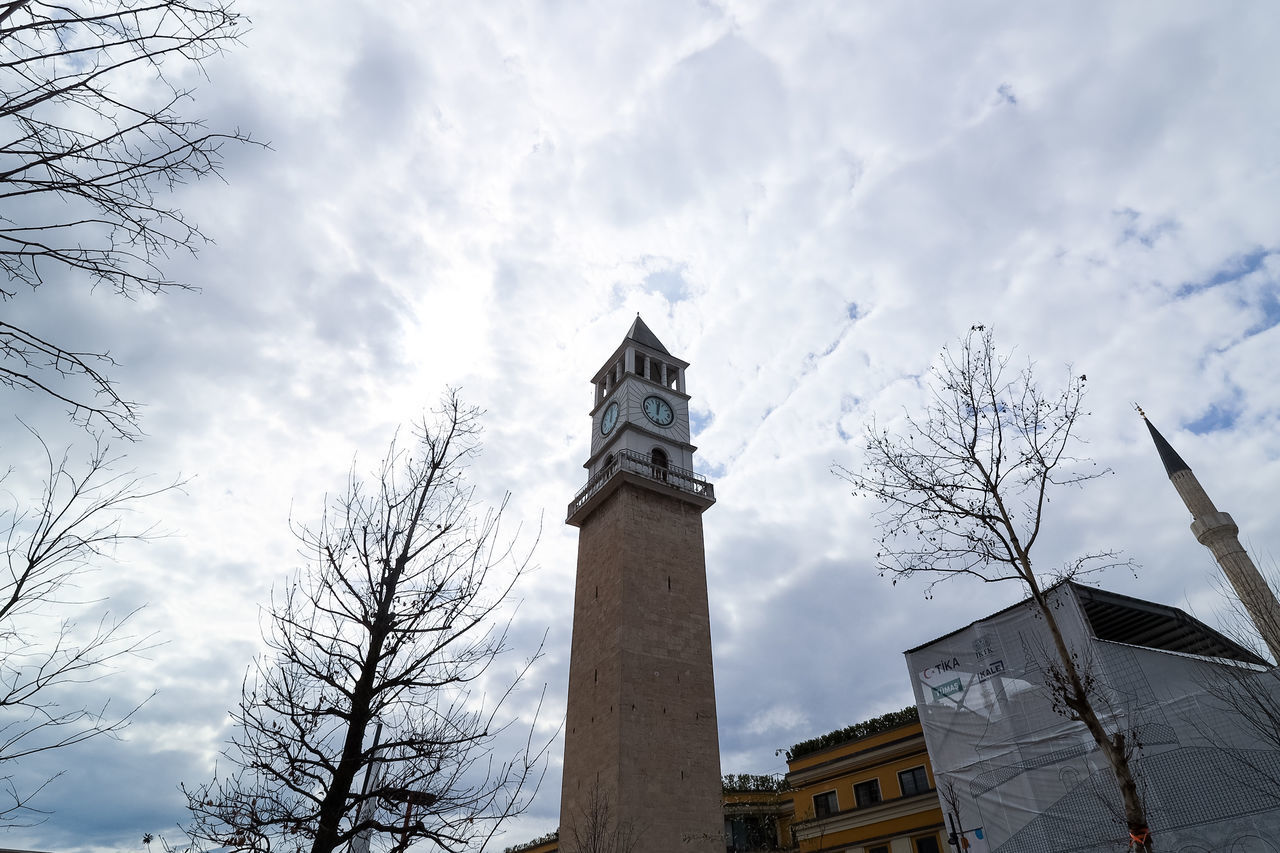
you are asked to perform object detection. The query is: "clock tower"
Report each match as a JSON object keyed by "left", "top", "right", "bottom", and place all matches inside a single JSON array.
[{"left": 559, "top": 316, "right": 722, "bottom": 853}]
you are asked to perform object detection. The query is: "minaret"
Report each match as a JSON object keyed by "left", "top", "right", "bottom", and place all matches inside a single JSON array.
[
  {"left": 559, "top": 316, "right": 722, "bottom": 853},
  {"left": 1140, "top": 408, "right": 1280, "bottom": 661}
]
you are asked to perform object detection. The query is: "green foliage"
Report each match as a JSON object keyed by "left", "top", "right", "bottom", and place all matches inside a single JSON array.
[
  {"left": 785, "top": 706, "right": 919, "bottom": 761},
  {"left": 504, "top": 829, "right": 559, "bottom": 853},
  {"left": 722, "top": 773, "right": 790, "bottom": 793}
]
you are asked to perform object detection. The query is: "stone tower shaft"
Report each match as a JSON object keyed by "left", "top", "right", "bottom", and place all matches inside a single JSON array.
[{"left": 1143, "top": 414, "right": 1280, "bottom": 662}]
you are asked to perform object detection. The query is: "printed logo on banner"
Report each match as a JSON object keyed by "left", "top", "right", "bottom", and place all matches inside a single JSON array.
[
  {"left": 977, "top": 660, "right": 1005, "bottom": 683},
  {"left": 930, "top": 677, "right": 963, "bottom": 700},
  {"left": 920, "top": 656, "right": 961, "bottom": 680},
  {"left": 973, "top": 634, "right": 997, "bottom": 660}
]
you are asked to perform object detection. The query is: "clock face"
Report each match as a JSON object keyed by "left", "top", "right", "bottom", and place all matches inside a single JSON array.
[
  {"left": 600, "top": 401, "right": 620, "bottom": 435},
  {"left": 643, "top": 395, "right": 674, "bottom": 427}
]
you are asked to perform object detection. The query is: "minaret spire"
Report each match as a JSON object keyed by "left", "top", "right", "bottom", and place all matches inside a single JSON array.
[{"left": 1139, "top": 406, "right": 1280, "bottom": 662}]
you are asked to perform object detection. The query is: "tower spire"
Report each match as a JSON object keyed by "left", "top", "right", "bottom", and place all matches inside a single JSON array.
[{"left": 1139, "top": 407, "right": 1280, "bottom": 661}]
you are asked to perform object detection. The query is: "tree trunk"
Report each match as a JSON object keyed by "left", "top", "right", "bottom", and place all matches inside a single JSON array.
[
  {"left": 1032, "top": 589, "right": 1153, "bottom": 852},
  {"left": 311, "top": 560, "right": 402, "bottom": 853}
]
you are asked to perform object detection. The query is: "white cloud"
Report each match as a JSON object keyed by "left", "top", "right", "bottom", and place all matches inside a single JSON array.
[{"left": 6, "top": 1, "right": 1280, "bottom": 848}]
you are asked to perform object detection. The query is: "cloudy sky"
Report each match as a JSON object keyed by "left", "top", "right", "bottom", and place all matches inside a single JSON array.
[{"left": 6, "top": 1, "right": 1280, "bottom": 850}]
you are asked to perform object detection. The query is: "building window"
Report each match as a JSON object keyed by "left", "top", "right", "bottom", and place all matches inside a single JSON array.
[
  {"left": 869, "top": 847, "right": 890, "bottom": 853},
  {"left": 853, "top": 778, "right": 881, "bottom": 808},
  {"left": 812, "top": 790, "right": 838, "bottom": 818},
  {"left": 899, "top": 765, "right": 930, "bottom": 796},
  {"left": 914, "top": 834, "right": 941, "bottom": 853}
]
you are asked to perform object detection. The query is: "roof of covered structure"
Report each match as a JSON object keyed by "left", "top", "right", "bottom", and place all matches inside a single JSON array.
[
  {"left": 906, "top": 581, "right": 1268, "bottom": 666},
  {"left": 1073, "top": 584, "right": 1265, "bottom": 665}
]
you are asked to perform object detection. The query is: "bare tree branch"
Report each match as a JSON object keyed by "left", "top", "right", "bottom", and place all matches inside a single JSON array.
[
  {"left": 834, "top": 326, "right": 1154, "bottom": 851},
  {"left": 1, "top": 0, "right": 262, "bottom": 436},
  {"left": 185, "top": 391, "right": 549, "bottom": 853},
  {"left": 564, "top": 781, "right": 639, "bottom": 853},
  {"left": 0, "top": 423, "right": 173, "bottom": 823},
  {"left": 1186, "top": 567, "right": 1280, "bottom": 792}
]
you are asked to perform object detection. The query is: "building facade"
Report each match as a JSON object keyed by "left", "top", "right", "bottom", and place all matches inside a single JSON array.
[{"left": 783, "top": 712, "right": 945, "bottom": 853}]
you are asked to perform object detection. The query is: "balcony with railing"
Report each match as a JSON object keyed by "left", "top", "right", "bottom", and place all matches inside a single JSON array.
[{"left": 567, "top": 448, "right": 715, "bottom": 523}]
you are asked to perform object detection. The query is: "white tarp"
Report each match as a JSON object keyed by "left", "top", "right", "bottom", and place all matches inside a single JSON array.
[{"left": 905, "top": 584, "right": 1280, "bottom": 853}]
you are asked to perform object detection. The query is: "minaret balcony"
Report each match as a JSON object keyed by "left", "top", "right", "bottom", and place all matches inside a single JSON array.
[{"left": 567, "top": 448, "right": 715, "bottom": 525}]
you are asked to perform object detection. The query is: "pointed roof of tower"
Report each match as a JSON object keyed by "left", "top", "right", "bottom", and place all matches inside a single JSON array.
[
  {"left": 626, "top": 314, "right": 670, "bottom": 355},
  {"left": 1138, "top": 407, "right": 1191, "bottom": 476}
]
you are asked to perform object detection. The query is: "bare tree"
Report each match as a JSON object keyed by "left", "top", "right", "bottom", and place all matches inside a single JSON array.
[
  {"left": 564, "top": 782, "right": 638, "bottom": 853},
  {"left": 0, "top": 427, "right": 169, "bottom": 823},
  {"left": 1, "top": 0, "right": 258, "bottom": 436},
  {"left": 834, "top": 327, "right": 1153, "bottom": 851},
  {"left": 185, "top": 392, "right": 547, "bottom": 853},
  {"left": 1186, "top": 570, "right": 1280, "bottom": 790}
]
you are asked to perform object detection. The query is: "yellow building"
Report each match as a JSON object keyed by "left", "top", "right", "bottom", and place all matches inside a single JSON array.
[
  {"left": 506, "top": 708, "right": 944, "bottom": 853},
  {"left": 783, "top": 708, "right": 944, "bottom": 853}
]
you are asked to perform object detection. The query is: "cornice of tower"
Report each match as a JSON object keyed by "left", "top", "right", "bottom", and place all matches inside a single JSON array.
[{"left": 1191, "top": 510, "right": 1240, "bottom": 546}]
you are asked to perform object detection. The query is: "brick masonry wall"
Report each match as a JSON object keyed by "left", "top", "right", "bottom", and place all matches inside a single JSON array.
[{"left": 560, "top": 481, "right": 723, "bottom": 853}]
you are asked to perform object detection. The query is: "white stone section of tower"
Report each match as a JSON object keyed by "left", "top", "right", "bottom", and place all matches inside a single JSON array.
[{"left": 1143, "top": 413, "right": 1280, "bottom": 662}]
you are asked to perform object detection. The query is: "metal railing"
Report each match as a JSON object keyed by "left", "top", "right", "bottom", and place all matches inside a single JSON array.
[{"left": 567, "top": 449, "right": 715, "bottom": 519}]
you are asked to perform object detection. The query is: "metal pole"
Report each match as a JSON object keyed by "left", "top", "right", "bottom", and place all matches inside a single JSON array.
[
  {"left": 400, "top": 801, "right": 414, "bottom": 848},
  {"left": 348, "top": 722, "right": 383, "bottom": 853}
]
